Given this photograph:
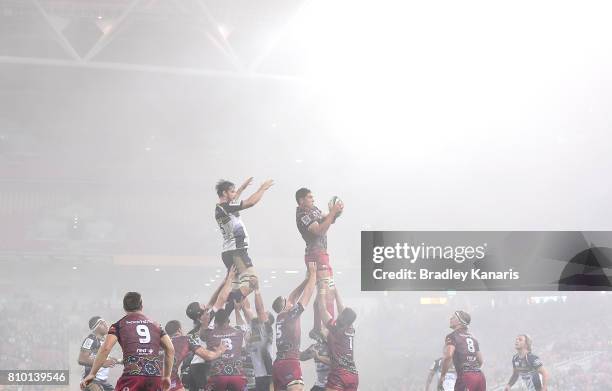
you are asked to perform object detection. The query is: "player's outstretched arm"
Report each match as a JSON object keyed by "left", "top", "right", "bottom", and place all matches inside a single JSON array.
[
  {"left": 307, "top": 201, "right": 343, "bottom": 236},
  {"left": 438, "top": 344, "right": 454, "bottom": 390},
  {"left": 241, "top": 296, "right": 255, "bottom": 324},
  {"left": 288, "top": 272, "right": 310, "bottom": 307},
  {"left": 317, "top": 282, "right": 333, "bottom": 326},
  {"left": 241, "top": 179, "right": 274, "bottom": 209},
  {"left": 504, "top": 368, "right": 519, "bottom": 391},
  {"left": 208, "top": 272, "right": 230, "bottom": 307},
  {"left": 334, "top": 285, "right": 345, "bottom": 314},
  {"left": 80, "top": 334, "right": 118, "bottom": 389},
  {"left": 538, "top": 366, "right": 549, "bottom": 391},
  {"left": 194, "top": 344, "right": 227, "bottom": 361},
  {"left": 253, "top": 285, "right": 267, "bottom": 322},
  {"left": 214, "top": 266, "right": 237, "bottom": 309},
  {"left": 298, "top": 263, "right": 317, "bottom": 308},
  {"left": 234, "top": 177, "right": 253, "bottom": 199}
]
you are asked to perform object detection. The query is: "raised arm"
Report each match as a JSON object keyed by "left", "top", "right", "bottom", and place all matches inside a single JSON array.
[
  {"left": 213, "top": 266, "right": 236, "bottom": 309},
  {"left": 297, "top": 263, "right": 317, "bottom": 308},
  {"left": 253, "top": 284, "right": 267, "bottom": 322},
  {"left": 317, "top": 282, "right": 333, "bottom": 326},
  {"left": 334, "top": 285, "right": 345, "bottom": 314},
  {"left": 287, "top": 274, "right": 310, "bottom": 306},
  {"left": 208, "top": 274, "right": 229, "bottom": 307},
  {"left": 307, "top": 201, "right": 343, "bottom": 235},
  {"left": 241, "top": 296, "right": 255, "bottom": 324},
  {"left": 234, "top": 177, "right": 253, "bottom": 199},
  {"left": 241, "top": 179, "right": 274, "bottom": 209}
]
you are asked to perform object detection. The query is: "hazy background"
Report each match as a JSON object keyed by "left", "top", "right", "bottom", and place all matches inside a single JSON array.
[{"left": 1, "top": 0, "right": 612, "bottom": 390}]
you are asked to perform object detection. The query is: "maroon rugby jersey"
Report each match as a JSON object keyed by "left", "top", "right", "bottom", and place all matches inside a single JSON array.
[
  {"left": 445, "top": 329, "right": 482, "bottom": 374},
  {"left": 108, "top": 313, "right": 166, "bottom": 377},
  {"left": 275, "top": 303, "right": 304, "bottom": 360},
  {"left": 203, "top": 326, "right": 245, "bottom": 377},
  {"left": 326, "top": 320, "right": 357, "bottom": 374},
  {"left": 296, "top": 206, "right": 327, "bottom": 255},
  {"left": 170, "top": 335, "right": 199, "bottom": 380}
]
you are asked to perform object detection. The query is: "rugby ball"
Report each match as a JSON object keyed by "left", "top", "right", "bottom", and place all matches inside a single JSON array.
[{"left": 328, "top": 196, "right": 343, "bottom": 220}]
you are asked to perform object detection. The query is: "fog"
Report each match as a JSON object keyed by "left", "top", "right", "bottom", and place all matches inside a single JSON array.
[{"left": 1, "top": 0, "right": 612, "bottom": 390}]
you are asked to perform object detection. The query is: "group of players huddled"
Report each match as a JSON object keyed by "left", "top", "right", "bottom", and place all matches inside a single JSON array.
[
  {"left": 79, "top": 178, "right": 356, "bottom": 391},
  {"left": 424, "top": 312, "right": 550, "bottom": 391}
]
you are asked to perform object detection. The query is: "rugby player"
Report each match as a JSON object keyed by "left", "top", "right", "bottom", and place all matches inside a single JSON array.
[
  {"left": 215, "top": 177, "right": 274, "bottom": 306},
  {"left": 78, "top": 316, "right": 119, "bottom": 391},
  {"left": 299, "top": 330, "right": 331, "bottom": 391},
  {"left": 439, "top": 311, "right": 486, "bottom": 391},
  {"left": 80, "top": 292, "right": 175, "bottom": 391},
  {"left": 504, "top": 335, "right": 549, "bottom": 391},
  {"left": 271, "top": 263, "right": 317, "bottom": 391},
  {"left": 164, "top": 320, "right": 227, "bottom": 391},
  {"left": 425, "top": 354, "right": 456, "bottom": 391},
  {"left": 316, "top": 285, "right": 358, "bottom": 391},
  {"left": 239, "top": 284, "right": 275, "bottom": 391},
  {"left": 202, "top": 308, "right": 248, "bottom": 391},
  {"left": 295, "top": 187, "right": 343, "bottom": 328}
]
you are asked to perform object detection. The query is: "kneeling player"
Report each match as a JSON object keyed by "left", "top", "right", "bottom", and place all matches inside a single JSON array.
[
  {"left": 504, "top": 335, "right": 549, "bottom": 391},
  {"left": 439, "top": 311, "right": 486, "bottom": 391},
  {"left": 316, "top": 285, "right": 358, "bottom": 391},
  {"left": 271, "top": 263, "right": 317, "bottom": 390},
  {"left": 215, "top": 178, "right": 274, "bottom": 305}
]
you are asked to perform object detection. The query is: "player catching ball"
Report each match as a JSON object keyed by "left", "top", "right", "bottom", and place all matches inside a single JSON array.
[{"left": 295, "top": 188, "right": 344, "bottom": 328}]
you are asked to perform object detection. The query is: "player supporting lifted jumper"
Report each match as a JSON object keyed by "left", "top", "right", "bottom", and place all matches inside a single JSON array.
[
  {"left": 504, "top": 335, "right": 549, "bottom": 391},
  {"left": 439, "top": 311, "right": 486, "bottom": 391},
  {"left": 295, "top": 188, "right": 344, "bottom": 330},
  {"left": 164, "top": 320, "right": 227, "bottom": 391},
  {"left": 215, "top": 177, "right": 274, "bottom": 306},
  {"left": 316, "top": 285, "right": 358, "bottom": 391},
  {"left": 271, "top": 263, "right": 318, "bottom": 391},
  {"left": 80, "top": 292, "right": 175, "bottom": 391}
]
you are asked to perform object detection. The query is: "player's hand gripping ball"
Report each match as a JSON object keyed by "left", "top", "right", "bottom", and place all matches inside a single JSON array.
[{"left": 328, "top": 196, "right": 343, "bottom": 221}]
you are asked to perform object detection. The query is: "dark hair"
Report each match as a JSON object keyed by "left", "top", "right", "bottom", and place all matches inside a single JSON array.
[
  {"left": 455, "top": 310, "right": 471, "bottom": 326},
  {"left": 214, "top": 308, "right": 230, "bottom": 325},
  {"left": 266, "top": 312, "right": 275, "bottom": 325},
  {"left": 337, "top": 307, "right": 357, "bottom": 328},
  {"left": 186, "top": 302, "right": 203, "bottom": 321},
  {"left": 216, "top": 180, "right": 235, "bottom": 197},
  {"left": 88, "top": 316, "right": 102, "bottom": 330},
  {"left": 295, "top": 187, "right": 311, "bottom": 204},
  {"left": 165, "top": 320, "right": 182, "bottom": 336},
  {"left": 272, "top": 296, "right": 286, "bottom": 314},
  {"left": 123, "top": 292, "right": 143, "bottom": 312}
]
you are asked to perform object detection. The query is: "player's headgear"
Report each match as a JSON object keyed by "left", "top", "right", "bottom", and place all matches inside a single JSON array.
[
  {"left": 165, "top": 320, "right": 182, "bottom": 336},
  {"left": 295, "top": 187, "right": 311, "bottom": 204},
  {"left": 216, "top": 180, "right": 235, "bottom": 197},
  {"left": 123, "top": 292, "right": 143, "bottom": 312},
  {"left": 272, "top": 296, "right": 286, "bottom": 314},
  {"left": 214, "top": 308, "right": 230, "bottom": 325},
  {"left": 520, "top": 334, "right": 533, "bottom": 351},
  {"left": 455, "top": 310, "right": 471, "bottom": 326},
  {"left": 89, "top": 316, "right": 103, "bottom": 330},
  {"left": 337, "top": 307, "right": 357, "bottom": 329},
  {"left": 186, "top": 302, "right": 204, "bottom": 321}
]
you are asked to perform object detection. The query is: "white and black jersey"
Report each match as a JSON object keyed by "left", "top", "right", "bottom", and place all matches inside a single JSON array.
[
  {"left": 215, "top": 200, "right": 249, "bottom": 252},
  {"left": 430, "top": 358, "right": 456, "bottom": 391},
  {"left": 80, "top": 334, "right": 109, "bottom": 381},
  {"left": 512, "top": 352, "right": 544, "bottom": 391}
]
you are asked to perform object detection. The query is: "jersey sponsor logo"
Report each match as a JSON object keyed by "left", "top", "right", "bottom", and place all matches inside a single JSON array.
[
  {"left": 82, "top": 338, "right": 94, "bottom": 349},
  {"left": 301, "top": 215, "right": 312, "bottom": 225}
]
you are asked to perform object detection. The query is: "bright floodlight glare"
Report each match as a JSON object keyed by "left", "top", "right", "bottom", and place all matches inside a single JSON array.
[{"left": 289, "top": 0, "right": 610, "bottom": 163}]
